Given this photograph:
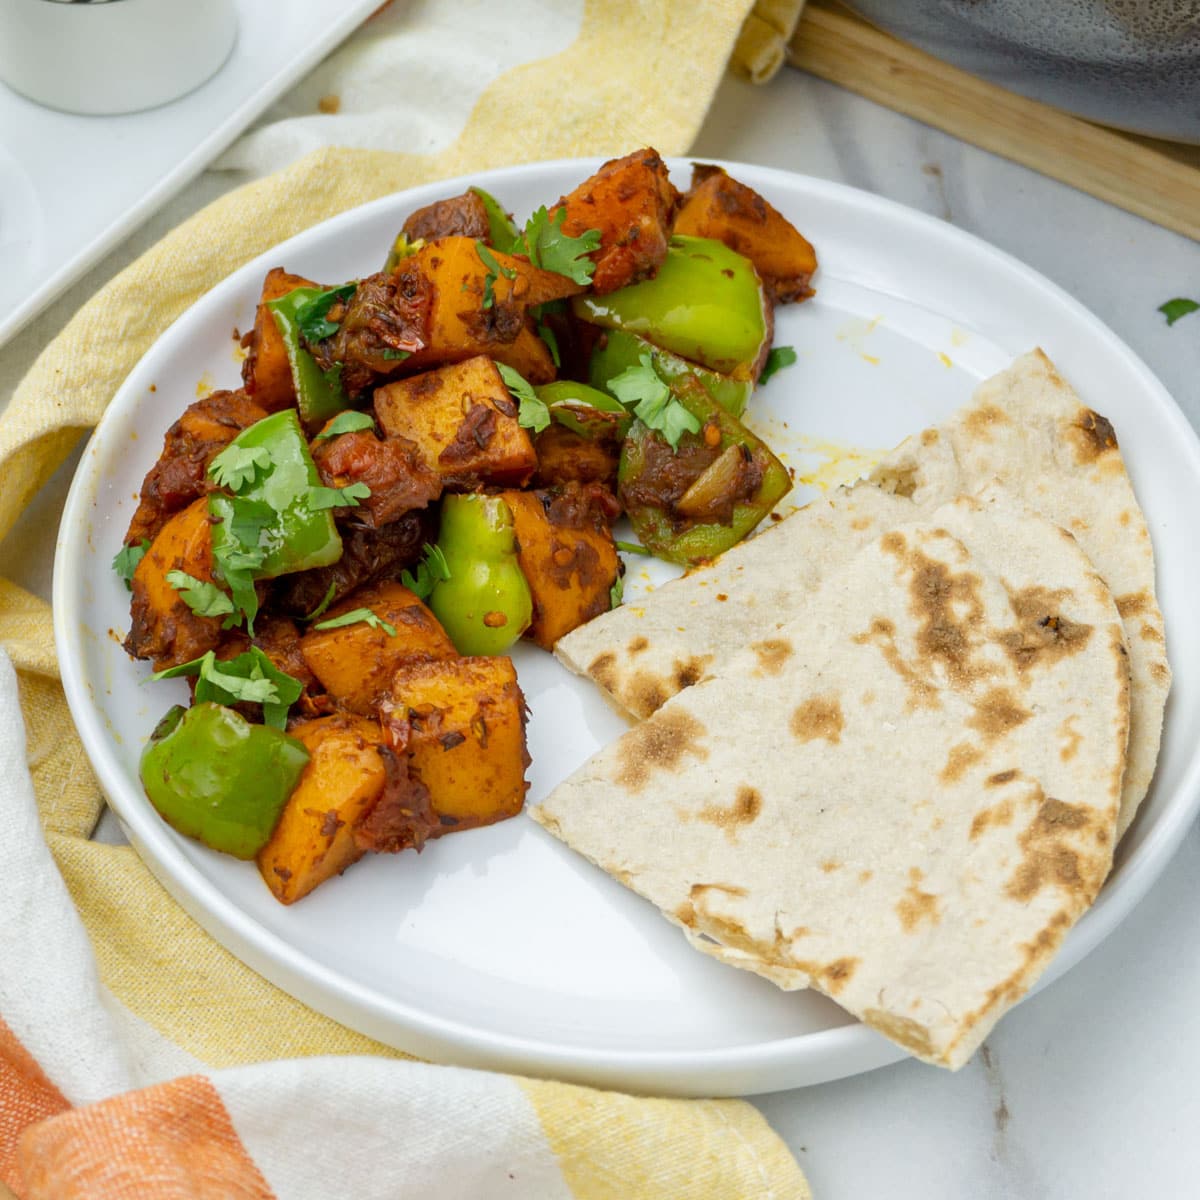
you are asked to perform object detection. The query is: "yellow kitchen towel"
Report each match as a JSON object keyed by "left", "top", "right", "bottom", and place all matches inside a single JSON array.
[{"left": 0, "top": 1, "right": 811, "bottom": 1196}]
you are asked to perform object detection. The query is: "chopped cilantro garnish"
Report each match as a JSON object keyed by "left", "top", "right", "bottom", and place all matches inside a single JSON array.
[
  {"left": 313, "top": 607, "right": 397, "bottom": 637},
  {"left": 112, "top": 539, "right": 150, "bottom": 590},
  {"left": 380, "top": 348, "right": 411, "bottom": 361},
  {"left": 497, "top": 363, "right": 550, "bottom": 433},
  {"left": 475, "top": 241, "right": 518, "bottom": 311},
  {"left": 151, "top": 647, "right": 303, "bottom": 730},
  {"left": 294, "top": 282, "right": 357, "bottom": 343},
  {"left": 759, "top": 345, "right": 798, "bottom": 385},
  {"left": 165, "top": 570, "right": 235, "bottom": 619},
  {"left": 313, "top": 410, "right": 377, "bottom": 441},
  {"left": 208, "top": 444, "right": 270, "bottom": 493},
  {"left": 608, "top": 353, "right": 700, "bottom": 450},
  {"left": 1158, "top": 297, "right": 1199, "bottom": 326},
  {"left": 401, "top": 543, "right": 451, "bottom": 600},
  {"left": 306, "top": 482, "right": 371, "bottom": 511},
  {"left": 302, "top": 581, "right": 339, "bottom": 622},
  {"left": 609, "top": 574, "right": 624, "bottom": 609},
  {"left": 513, "top": 207, "right": 600, "bottom": 285}
]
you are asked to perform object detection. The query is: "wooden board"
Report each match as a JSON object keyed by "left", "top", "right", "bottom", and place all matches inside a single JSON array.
[{"left": 788, "top": 0, "right": 1200, "bottom": 241}]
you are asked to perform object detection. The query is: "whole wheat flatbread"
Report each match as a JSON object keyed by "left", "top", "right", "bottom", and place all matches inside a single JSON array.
[
  {"left": 535, "top": 491, "right": 1130, "bottom": 1068},
  {"left": 555, "top": 350, "right": 1168, "bottom": 836}
]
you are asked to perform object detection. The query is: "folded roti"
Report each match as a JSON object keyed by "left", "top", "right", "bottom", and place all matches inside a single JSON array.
[
  {"left": 535, "top": 491, "right": 1130, "bottom": 1068},
  {"left": 555, "top": 350, "right": 1168, "bottom": 836}
]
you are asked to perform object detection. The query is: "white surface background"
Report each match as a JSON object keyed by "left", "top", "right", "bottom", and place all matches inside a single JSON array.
[{"left": 3, "top": 57, "right": 1200, "bottom": 1200}]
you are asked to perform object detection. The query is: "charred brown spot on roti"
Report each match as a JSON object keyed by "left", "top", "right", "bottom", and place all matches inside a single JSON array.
[
  {"left": 907, "top": 551, "right": 988, "bottom": 689},
  {"left": 628, "top": 670, "right": 670, "bottom": 716},
  {"left": 615, "top": 710, "right": 708, "bottom": 791},
  {"left": 790, "top": 695, "right": 845, "bottom": 744},
  {"left": 870, "top": 462, "right": 919, "bottom": 498},
  {"left": 820, "top": 958, "right": 860, "bottom": 994},
  {"left": 674, "top": 900, "right": 696, "bottom": 927},
  {"left": 961, "top": 403, "right": 1009, "bottom": 439},
  {"left": 850, "top": 516, "right": 871, "bottom": 531},
  {"left": 940, "top": 741, "right": 983, "bottom": 784},
  {"left": 987, "top": 769, "right": 1018, "bottom": 787},
  {"left": 1070, "top": 409, "right": 1118, "bottom": 463},
  {"left": 1151, "top": 660, "right": 1170, "bottom": 685},
  {"left": 588, "top": 651, "right": 617, "bottom": 690},
  {"left": 1059, "top": 715, "right": 1082, "bottom": 762},
  {"left": 970, "top": 798, "right": 1015, "bottom": 840},
  {"left": 1001, "top": 586, "right": 1092, "bottom": 672},
  {"left": 880, "top": 531, "right": 907, "bottom": 556},
  {"left": 1115, "top": 590, "right": 1150, "bottom": 618},
  {"left": 627, "top": 636, "right": 649, "bottom": 655},
  {"left": 1140, "top": 623, "right": 1165, "bottom": 645},
  {"left": 751, "top": 638, "right": 793, "bottom": 675},
  {"left": 920, "top": 428, "right": 939, "bottom": 446},
  {"left": 1006, "top": 796, "right": 1097, "bottom": 903},
  {"left": 862, "top": 1010, "right": 934, "bottom": 1059},
  {"left": 697, "top": 785, "right": 762, "bottom": 840},
  {"left": 854, "top": 617, "right": 939, "bottom": 711},
  {"left": 896, "top": 867, "right": 941, "bottom": 932},
  {"left": 673, "top": 654, "right": 713, "bottom": 690},
  {"left": 859, "top": 869, "right": 873, "bottom": 883},
  {"left": 821, "top": 860, "right": 841, "bottom": 873},
  {"left": 967, "top": 687, "right": 1032, "bottom": 741}
]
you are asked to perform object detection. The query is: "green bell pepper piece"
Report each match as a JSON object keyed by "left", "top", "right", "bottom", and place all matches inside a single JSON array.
[
  {"left": 588, "top": 327, "right": 753, "bottom": 419},
  {"left": 469, "top": 186, "right": 520, "bottom": 253},
  {"left": 428, "top": 495, "right": 532, "bottom": 656},
  {"left": 571, "top": 235, "right": 770, "bottom": 380},
  {"left": 618, "top": 376, "right": 792, "bottom": 566},
  {"left": 208, "top": 410, "right": 344, "bottom": 582},
  {"left": 535, "top": 380, "right": 632, "bottom": 441},
  {"left": 268, "top": 287, "right": 351, "bottom": 428},
  {"left": 140, "top": 702, "right": 309, "bottom": 859},
  {"left": 382, "top": 232, "right": 425, "bottom": 274}
]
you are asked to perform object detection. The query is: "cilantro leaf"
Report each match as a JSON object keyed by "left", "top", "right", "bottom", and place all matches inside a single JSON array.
[
  {"left": 401, "top": 543, "right": 451, "bottom": 600},
  {"left": 535, "top": 314, "right": 561, "bottom": 367},
  {"left": 151, "top": 647, "right": 303, "bottom": 730},
  {"left": 380, "top": 348, "right": 410, "bottom": 361},
  {"left": 759, "top": 345, "right": 798, "bottom": 385},
  {"left": 306, "top": 482, "right": 371, "bottom": 511},
  {"left": 165, "top": 571, "right": 235, "bottom": 619},
  {"left": 497, "top": 362, "right": 551, "bottom": 433},
  {"left": 294, "top": 282, "right": 357, "bottom": 343},
  {"left": 475, "top": 241, "right": 517, "bottom": 311},
  {"left": 208, "top": 444, "right": 271, "bottom": 493},
  {"left": 514, "top": 207, "right": 600, "bottom": 285},
  {"left": 313, "top": 607, "right": 397, "bottom": 637},
  {"left": 313, "top": 410, "right": 377, "bottom": 441},
  {"left": 609, "top": 574, "right": 624, "bottom": 609},
  {"left": 302, "top": 581, "right": 339, "bottom": 622},
  {"left": 1158, "top": 297, "right": 1199, "bottom": 326},
  {"left": 112, "top": 539, "right": 151, "bottom": 590},
  {"left": 608, "top": 353, "right": 701, "bottom": 450}
]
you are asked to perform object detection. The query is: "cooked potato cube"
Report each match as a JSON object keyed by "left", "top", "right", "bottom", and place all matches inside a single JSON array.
[
  {"left": 396, "top": 236, "right": 575, "bottom": 382},
  {"left": 550, "top": 148, "right": 678, "bottom": 294},
  {"left": 500, "top": 488, "right": 620, "bottom": 649},
  {"left": 674, "top": 165, "right": 817, "bottom": 304},
  {"left": 299, "top": 580, "right": 456, "bottom": 714},
  {"left": 256, "top": 715, "right": 389, "bottom": 905},
  {"left": 383, "top": 657, "right": 529, "bottom": 831},
  {"left": 124, "top": 497, "right": 224, "bottom": 670},
  {"left": 374, "top": 356, "right": 538, "bottom": 489},
  {"left": 402, "top": 192, "right": 490, "bottom": 243},
  {"left": 241, "top": 268, "right": 321, "bottom": 410}
]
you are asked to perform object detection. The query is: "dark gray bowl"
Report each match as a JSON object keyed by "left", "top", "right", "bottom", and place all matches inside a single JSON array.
[{"left": 844, "top": 0, "right": 1200, "bottom": 143}]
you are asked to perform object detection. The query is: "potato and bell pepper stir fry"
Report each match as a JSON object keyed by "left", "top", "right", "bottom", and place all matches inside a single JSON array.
[{"left": 113, "top": 149, "right": 818, "bottom": 904}]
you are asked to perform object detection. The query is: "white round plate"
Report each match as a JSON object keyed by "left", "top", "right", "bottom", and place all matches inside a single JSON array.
[{"left": 54, "top": 159, "right": 1200, "bottom": 1097}]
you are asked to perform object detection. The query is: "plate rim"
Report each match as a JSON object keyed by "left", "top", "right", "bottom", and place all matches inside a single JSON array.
[{"left": 53, "top": 155, "right": 1200, "bottom": 1096}]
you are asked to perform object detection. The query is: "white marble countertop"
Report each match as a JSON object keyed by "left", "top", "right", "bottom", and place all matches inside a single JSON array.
[{"left": 5, "top": 60, "right": 1200, "bottom": 1200}]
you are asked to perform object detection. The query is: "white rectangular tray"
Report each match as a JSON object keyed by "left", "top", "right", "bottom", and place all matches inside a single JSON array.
[{"left": 0, "top": 0, "right": 382, "bottom": 347}]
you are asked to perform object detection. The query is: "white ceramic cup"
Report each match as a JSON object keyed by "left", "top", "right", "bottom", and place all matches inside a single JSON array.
[{"left": 0, "top": 0, "right": 238, "bottom": 116}]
